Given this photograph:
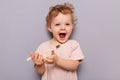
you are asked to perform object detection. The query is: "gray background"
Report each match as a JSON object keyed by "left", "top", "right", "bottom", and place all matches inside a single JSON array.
[{"left": 0, "top": 0, "right": 119, "bottom": 80}]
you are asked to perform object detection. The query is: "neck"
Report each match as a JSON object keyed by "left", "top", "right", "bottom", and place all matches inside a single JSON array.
[{"left": 50, "top": 38, "right": 61, "bottom": 46}]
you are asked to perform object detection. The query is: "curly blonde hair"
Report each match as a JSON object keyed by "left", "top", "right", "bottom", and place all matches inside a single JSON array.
[{"left": 46, "top": 3, "right": 76, "bottom": 27}]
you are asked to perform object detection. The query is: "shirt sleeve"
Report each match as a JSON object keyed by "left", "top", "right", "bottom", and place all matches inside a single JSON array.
[
  {"left": 35, "top": 43, "right": 45, "bottom": 54},
  {"left": 70, "top": 40, "right": 84, "bottom": 60},
  {"left": 35, "top": 45, "right": 42, "bottom": 53},
  {"left": 34, "top": 41, "right": 51, "bottom": 58}
]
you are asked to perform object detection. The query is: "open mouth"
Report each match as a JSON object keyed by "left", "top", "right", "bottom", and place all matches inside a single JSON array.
[{"left": 59, "top": 33, "right": 66, "bottom": 38}]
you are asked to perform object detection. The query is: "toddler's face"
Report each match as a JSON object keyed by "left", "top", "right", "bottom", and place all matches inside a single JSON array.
[{"left": 48, "top": 13, "right": 73, "bottom": 44}]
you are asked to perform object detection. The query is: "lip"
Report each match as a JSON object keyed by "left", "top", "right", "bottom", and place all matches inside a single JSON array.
[{"left": 59, "top": 32, "right": 66, "bottom": 39}]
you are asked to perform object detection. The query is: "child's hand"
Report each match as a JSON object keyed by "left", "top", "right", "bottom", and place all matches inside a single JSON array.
[
  {"left": 30, "top": 52, "right": 44, "bottom": 66},
  {"left": 44, "top": 50, "right": 58, "bottom": 64}
]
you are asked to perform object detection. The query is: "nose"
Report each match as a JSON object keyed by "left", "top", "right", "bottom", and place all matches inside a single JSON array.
[{"left": 61, "top": 25, "right": 65, "bottom": 30}]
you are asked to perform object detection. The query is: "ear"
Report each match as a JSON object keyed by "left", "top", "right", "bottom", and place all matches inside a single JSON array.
[
  {"left": 47, "top": 26, "right": 52, "bottom": 32},
  {"left": 72, "top": 24, "right": 75, "bottom": 29}
]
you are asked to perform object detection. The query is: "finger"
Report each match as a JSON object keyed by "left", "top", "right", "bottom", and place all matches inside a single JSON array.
[
  {"left": 45, "top": 58, "right": 53, "bottom": 64},
  {"left": 26, "top": 52, "right": 34, "bottom": 61},
  {"left": 30, "top": 52, "right": 37, "bottom": 60},
  {"left": 38, "top": 53, "right": 41, "bottom": 59},
  {"left": 33, "top": 55, "right": 40, "bottom": 64},
  {"left": 29, "top": 52, "right": 34, "bottom": 56},
  {"left": 35, "top": 53, "right": 39, "bottom": 60},
  {"left": 46, "top": 55, "right": 54, "bottom": 60},
  {"left": 31, "top": 54, "right": 35, "bottom": 60},
  {"left": 39, "top": 54, "right": 44, "bottom": 61},
  {"left": 46, "top": 57, "right": 53, "bottom": 62},
  {"left": 39, "top": 54, "right": 44, "bottom": 63}
]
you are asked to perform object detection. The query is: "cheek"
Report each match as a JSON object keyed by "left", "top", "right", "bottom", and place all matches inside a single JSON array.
[
  {"left": 67, "top": 27, "right": 73, "bottom": 33},
  {"left": 53, "top": 28, "right": 59, "bottom": 33}
]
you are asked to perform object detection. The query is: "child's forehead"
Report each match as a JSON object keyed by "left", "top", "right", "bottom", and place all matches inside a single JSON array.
[
  {"left": 52, "top": 13, "right": 72, "bottom": 21},
  {"left": 52, "top": 14, "right": 72, "bottom": 23},
  {"left": 53, "top": 13, "right": 72, "bottom": 19}
]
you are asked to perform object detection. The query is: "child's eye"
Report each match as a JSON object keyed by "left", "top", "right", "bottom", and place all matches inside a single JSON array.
[
  {"left": 66, "top": 23, "right": 70, "bottom": 26},
  {"left": 55, "top": 24, "right": 60, "bottom": 26}
]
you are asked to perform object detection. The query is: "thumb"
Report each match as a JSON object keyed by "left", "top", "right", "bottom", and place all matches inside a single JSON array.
[
  {"left": 29, "top": 52, "right": 34, "bottom": 56},
  {"left": 51, "top": 50, "right": 55, "bottom": 55}
]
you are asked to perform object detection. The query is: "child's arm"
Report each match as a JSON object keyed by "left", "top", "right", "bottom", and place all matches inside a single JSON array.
[
  {"left": 30, "top": 52, "right": 45, "bottom": 75},
  {"left": 55, "top": 57, "right": 81, "bottom": 71},
  {"left": 45, "top": 51, "right": 82, "bottom": 72}
]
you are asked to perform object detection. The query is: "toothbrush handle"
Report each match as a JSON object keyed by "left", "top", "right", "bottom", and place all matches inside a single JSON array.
[{"left": 26, "top": 57, "right": 31, "bottom": 61}]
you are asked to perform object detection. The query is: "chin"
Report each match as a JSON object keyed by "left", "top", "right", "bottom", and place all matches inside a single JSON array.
[{"left": 57, "top": 39, "right": 68, "bottom": 44}]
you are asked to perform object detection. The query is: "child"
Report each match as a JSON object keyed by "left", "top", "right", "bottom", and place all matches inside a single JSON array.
[{"left": 30, "top": 3, "right": 84, "bottom": 80}]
